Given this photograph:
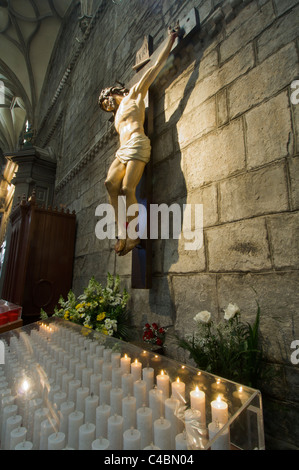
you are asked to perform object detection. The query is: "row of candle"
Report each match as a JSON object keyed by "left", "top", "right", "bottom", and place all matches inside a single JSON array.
[{"left": 0, "top": 321, "right": 247, "bottom": 450}]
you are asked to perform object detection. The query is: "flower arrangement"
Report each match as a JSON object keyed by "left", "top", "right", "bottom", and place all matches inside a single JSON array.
[
  {"left": 177, "top": 302, "right": 265, "bottom": 388},
  {"left": 41, "top": 274, "right": 132, "bottom": 341},
  {"left": 142, "top": 323, "right": 167, "bottom": 347}
]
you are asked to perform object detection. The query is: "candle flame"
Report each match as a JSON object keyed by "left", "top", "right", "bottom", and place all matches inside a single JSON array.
[
  {"left": 21, "top": 379, "right": 30, "bottom": 393},
  {"left": 124, "top": 354, "right": 128, "bottom": 359},
  {"left": 239, "top": 386, "right": 243, "bottom": 393},
  {"left": 216, "top": 395, "right": 222, "bottom": 402},
  {"left": 161, "top": 370, "right": 165, "bottom": 376},
  {"left": 216, "top": 378, "right": 221, "bottom": 385},
  {"left": 195, "top": 386, "right": 199, "bottom": 393},
  {"left": 176, "top": 377, "right": 180, "bottom": 383},
  {"left": 134, "top": 359, "right": 138, "bottom": 364}
]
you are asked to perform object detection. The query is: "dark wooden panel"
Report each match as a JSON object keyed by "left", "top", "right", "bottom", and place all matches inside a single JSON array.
[{"left": 2, "top": 195, "right": 76, "bottom": 325}]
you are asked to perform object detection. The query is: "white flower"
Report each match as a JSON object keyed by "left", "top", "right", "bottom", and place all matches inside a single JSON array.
[
  {"left": 223, "top": 303, "right": 240, "bottom": 320},
  {"left": 193, "top": 311, "right": 211, "bottom": 324}
]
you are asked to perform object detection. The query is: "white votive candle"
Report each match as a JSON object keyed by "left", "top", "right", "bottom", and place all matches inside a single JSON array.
[
  {"left": 153, "top": 417, "right": 171, "bottom": 450},
  {"left": 99, "top": 381, "right": 112, "bottom": 406},
  {"left": 137, "top": 405, "right": 152, "bottom": 449},
  {"left": 120, "top": 354, "right": 131, "bottom": 374},
  {"left": 82, "top": 368, "right": 93, "bottom": 388},
  {"left": 111, "top": 352, "right": 121, "bottom": 368},
  {"left": 33, "top": 408, "right": 49, "bottom": 450},
  {"left": 190, "top": 386, "right": 206, "bottom": 425},
  {"left": 149, "top": 388, "right": 164, "bottom": 424},
  {"left": 134, "top": 379, "right": 147, "bottom": 410},
  {"left": 61, "top": 373, "right": 74, "bottom": 393},
  {"left": 107, "top": 414, "right": 123, "bottom": 450},
  {"left": 110, "top": 388, "right": 123, "bottom": 416},
  {"left": 59, "top": 401, "right": 75, "bottom": 436},
  {"left": 165, "top": 396, "right": 183, "bottom": 448},
  {"left": 53, "top": 391, "right": 67, "bottom": 410},
  {"left": 171, "top": 377, "right": 185, "bottom": 403},
  {"left": 68, "top": 379, "right": 81, "bottom": 403},
  {"left": 93, "top": 357, "right": 104, "bottom": 374},
  {"left": 175, "top": 430, "right": 188, "bottom": 450},
  {"left": 211, "top": 395, "right": 228, "bottom": 424},
  {"left": 76, "top": 387, "right": 89, "bottom": 413},
  {"left": 131, "top": 359, "right": 142, "bottom": 382},
  {"left": 123, "top": 428, "right": 141, "bottom": 450},
  {"left": 10, "top": 426, "right": 27, "bottom": 450},
  {"left": 85, "top": 394, "right": 99, "bottom": 424},
  {"left": 5, "top": 414, "right": 22, "bottom": 449},
  {"left": 79, "top": 423, "right": 95, "bottom": 450},
  {"left": 208, "top": 421, "right": 230, "bottom": 450},
  {"left": 121, "top": 373, "right": 134, "bottom": 397},
  {"left": 122, "top": 395, "right": 136, "bottom": 431},
  {"left": 48, "top": 432, "right": 66, "bottom": 450},
  {"left": 112, "top": 368, "right": 123, "bottom": 388},
  {"left": 156, "top": 370, "right": 169, "bottom": 399},
  {"left": 68, "top": 410, "right": 84, "bottom": 450},
  {"left": 96, "top": 404, "right": 111, "bottom": 439},
  {"left": 102, "top": 362, "right": 113, "bottom": 382},
  {"left": 40, "top": 418, "right": 57, "bottom": 450},
  {"left": 142, "top": 367, "right": 154, "bottom": 399},
  {"left": 92, "top": 437, "right": 109, "bottom": 450},
  {"left": 103, "top": 348, "right": 112, "bottom": 362},
  {"left": 15, "top": 440, "right": 33, "bottom": 450},
  {"left": 90, "top": 374, "right": 102, "bottom": 395}
]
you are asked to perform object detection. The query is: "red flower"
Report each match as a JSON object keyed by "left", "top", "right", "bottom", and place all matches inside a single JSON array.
[
  {"left": 152, "top": 323, "right": 158, "bottom": 330},
  {"left": 156, "top": 338, "right": 163, "bottom": 346}
]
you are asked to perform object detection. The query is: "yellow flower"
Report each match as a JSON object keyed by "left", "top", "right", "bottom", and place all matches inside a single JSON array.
[
  {"left": 97, "top": 312, "right": 106, "bottom": 322},
  {"left": 81, "top": 328, "right": 91, "bottom": 336},
  {"left": 76, "top": 303, "right": 82, "bottom": 310},
  {"left": 85, "top": 324, "right": 93, "bottom": 329},
  {"left": 102, "top": 328, "right": 108, "bottom": 335},
  {"left": 64, "top": 311, "right": 70, "bottom": 320}
]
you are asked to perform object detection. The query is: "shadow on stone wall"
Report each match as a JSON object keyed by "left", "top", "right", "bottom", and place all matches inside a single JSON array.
[{"left": 148, "top": 51, "right": 201, "bottom": 329}]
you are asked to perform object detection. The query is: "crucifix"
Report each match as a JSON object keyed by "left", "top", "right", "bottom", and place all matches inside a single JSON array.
[{"left": 98, "top": 9, "right": 199, "bottom": 288}]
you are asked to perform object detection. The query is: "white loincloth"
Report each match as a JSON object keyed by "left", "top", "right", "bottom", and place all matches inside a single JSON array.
[{"left": 115, "top": 134, "right": 151, "bottom": 165}]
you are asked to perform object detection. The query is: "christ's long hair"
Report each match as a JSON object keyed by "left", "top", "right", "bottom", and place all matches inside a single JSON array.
[{"left": 98, "top": 83, "right": 129, "bottom": 110}]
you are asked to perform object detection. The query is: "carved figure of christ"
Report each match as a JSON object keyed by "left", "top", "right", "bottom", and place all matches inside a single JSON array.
[{"left": 98, "top": 26, "right": 179, "bottom": 256}]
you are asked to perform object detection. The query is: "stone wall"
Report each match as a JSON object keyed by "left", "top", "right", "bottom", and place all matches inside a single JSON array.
[{"left": 35, "top": 0, "right": 299, "bottom": 449}]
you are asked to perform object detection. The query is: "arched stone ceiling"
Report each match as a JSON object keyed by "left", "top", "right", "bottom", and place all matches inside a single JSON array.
[{"left": 0, "top": 0, "right": 74, "bottom": 153}]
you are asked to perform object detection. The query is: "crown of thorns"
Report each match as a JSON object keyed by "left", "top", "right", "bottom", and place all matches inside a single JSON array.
[{"left": 98, "top": 84, "right": 129, "bottom": 108}]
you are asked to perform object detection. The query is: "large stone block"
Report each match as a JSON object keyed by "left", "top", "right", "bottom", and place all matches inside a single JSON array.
[
  {"left": 219, "top": 163, "right": 289, "bottom": 222},
  {"left": 182, "top": 118, "right": 245, "bottom": 189},
  {"left": 245, "top": 91, "right": 293, "bottom": 168},
  {"left": 176, "top": 96, "right": 216, "bottom": 149},
  {"left": 216, "top": 271, "right": 299, "bottom": 363},
  {"left": 220, "top": 2, "right": 275, "bottom": 63},
  {"left": 186, "top": 183, "right": 218, "bottom": 227},
  {"left": 163, "top": 233, "right": 206, "bottom": 274},
  {"left": 152, "top": 129, "right": 174, "bottom": 164},
  {"left": 273, "top": 0, "right": 299, "bottom": 16},
  {"left": 288, "top": 157, "right": 299, "bottom": 209},
  {"left": 183, "top": 43, "right": 254, "bottom": 115},
  {"left": 172, "top": 273, "right": 218, "bottom": 332},
  {"left": 207, "top": 217, "right": 272, "bottom": 272},
  {"left": 257, "top": 5, "right": 299, "bottom": 62},
  {"left": 267, "top": 212, "right": 299, "bottom": 269},
  {"left": 228, "top": 43, "right": 299, "bottom": 119},
  {"left": 152, "top": 152, "right": 187, "bottom": 203}
]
